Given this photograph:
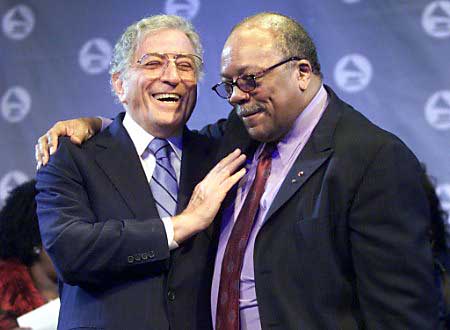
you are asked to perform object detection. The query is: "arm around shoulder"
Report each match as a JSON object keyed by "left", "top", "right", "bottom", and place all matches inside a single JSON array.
[{"left": 36, "top": 138, "right": 171, "bottom": 287}]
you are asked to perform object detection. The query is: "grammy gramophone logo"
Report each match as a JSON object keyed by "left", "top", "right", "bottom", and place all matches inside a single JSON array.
[{"left": 334, "top": 54, "right": 373, "bottom": 93}]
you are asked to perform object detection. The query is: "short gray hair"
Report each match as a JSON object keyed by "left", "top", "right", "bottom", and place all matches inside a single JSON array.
[
  {"left": 231, "top": 12, "right": 322, "bottom": 77},
  {"left": 109, "top": 14, "right": 203, "bottom": 83}
]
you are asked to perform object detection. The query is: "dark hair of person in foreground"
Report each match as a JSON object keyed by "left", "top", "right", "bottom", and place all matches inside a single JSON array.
[
  {"left": 0, "top": 180, "right": 58, "bottom": 330},
  {"left": 0, "top": 180, "right": 42, "bottom": 265}
]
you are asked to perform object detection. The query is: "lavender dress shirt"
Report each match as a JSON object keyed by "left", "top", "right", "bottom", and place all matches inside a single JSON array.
[{"left": 211, "top": 85, "right": 328, "bottom": 330}]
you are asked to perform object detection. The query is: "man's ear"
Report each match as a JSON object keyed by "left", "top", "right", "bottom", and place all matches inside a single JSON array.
[
  {"left": 112, "top": 72, "right": 126, "bottom": 103},
  {"left": 297, "top": 60, "right": 312, "bottom": 91}
]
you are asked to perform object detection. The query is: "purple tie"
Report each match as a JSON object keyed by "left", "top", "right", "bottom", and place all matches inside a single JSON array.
[
  {"left": 216, "top": 143, "right": 275, "bottom": 330},
  {"left": 146, "top": 138, "right": 178, "bottom": 217}
]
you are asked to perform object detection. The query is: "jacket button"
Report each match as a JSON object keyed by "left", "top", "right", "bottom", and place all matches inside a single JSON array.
[
  {"left": 167, "top": 290, "right": 176, "bottom": 301},
  {"left": 127, "top": 256, "right": 134, "bottom": 263},
  {"left": 148, "top": 250, "right": 155, "bottom": 259}
]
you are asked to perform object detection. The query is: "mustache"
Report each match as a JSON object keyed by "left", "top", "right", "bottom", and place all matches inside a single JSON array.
[{"left": 235, "top": 104, "right": 264, "bottom": 117}]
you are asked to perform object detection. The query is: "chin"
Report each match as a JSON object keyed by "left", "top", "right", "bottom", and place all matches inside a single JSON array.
[
  {"left": 247, "top": 127, "right": 274, "bottom": 143},
  {"left": 160, "top": 119, "right": 185, "bottom": 134}
]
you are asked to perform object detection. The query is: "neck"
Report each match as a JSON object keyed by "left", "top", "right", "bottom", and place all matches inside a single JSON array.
[
  {"left": 29, "top": 262, "right": 58, "bottom": 301},
  {"left": 304, "top": 76, "right": 322, "bottom": 104}
]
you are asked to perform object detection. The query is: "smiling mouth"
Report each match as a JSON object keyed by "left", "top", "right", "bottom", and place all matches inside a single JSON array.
[{"left": 152, "top": 93, "right": 181, "bottom": 103}]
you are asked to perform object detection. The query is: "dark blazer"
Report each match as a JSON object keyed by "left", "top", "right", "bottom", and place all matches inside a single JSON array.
[
  {"left": 216, "top": 86, "right": 439, "bottom": 329},
  {"left": 36, "top": 113, "right": 217, "bottom": 330}
]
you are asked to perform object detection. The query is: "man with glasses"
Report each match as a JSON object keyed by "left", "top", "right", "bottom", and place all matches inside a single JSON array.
[
  {"left": 35, "top": 15, "right": 245, "bottom": 330},
  {"left": 37, "top": 12, "right": 437, "bottom": 330},
  {"left": 208, "top": 13, "right": 437, "bottom": 330}
]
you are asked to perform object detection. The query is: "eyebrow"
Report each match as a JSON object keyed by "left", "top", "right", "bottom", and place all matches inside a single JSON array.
[{"left": 221, "top": 65, "right": 265, "bottom": 80}]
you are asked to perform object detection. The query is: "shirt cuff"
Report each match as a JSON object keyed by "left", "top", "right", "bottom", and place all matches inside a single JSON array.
[
  {"left": 161, "top": 216, "right": 179, "bottom": 250},
  {"left": 97, "top": 116, "right": 113, "bottom": 132}
]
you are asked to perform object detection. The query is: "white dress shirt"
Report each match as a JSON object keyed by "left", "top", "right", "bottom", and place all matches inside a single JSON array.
[{"left": 122, "top": 113, "right": 182, "bottom": 250}]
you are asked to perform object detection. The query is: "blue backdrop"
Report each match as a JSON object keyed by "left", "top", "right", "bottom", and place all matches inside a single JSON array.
[{"left": 1, "top": 0, "right": 449, "bottom": 227}]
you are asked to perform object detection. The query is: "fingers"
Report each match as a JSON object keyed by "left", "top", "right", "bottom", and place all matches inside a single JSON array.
[
  {"left": 221, "top": 167, "right": 246, "bottom": 192},
  {"left": 216, "top": 148, "right": 243, "bottom": 167},
  {"left": 215, "top": 149, "right": 246, "bottom": 185},
  {"left": 35, "top": 119, "right": 91, "bottom": 170},
  {"left": 35, "top": 121, "right": 67, "bottom": 169},
  {"left": 203, "top": 149, "right": 246, "bottom": 185},
  {"left": 220, "top": 153, "right": 246, "bottom": 177},
  {"left": 36, "top": 134, "right": 50, "bottom": 170},
  {"left": 191, "top": 149, "right": 247, "bottom": 199},
  {"left": 193, "top": 150, "right": 246, "bottom": 203},
  {"left": 47, "top": 130, "right": 60, "bottom": 155},
  {"left": 68, "top": 117, "right": 101, "bottom": 144},
  {"left": 178, "top": 150, "right": 248, "bottom": 235},
  {"left": 66, "top": 121, "right": 85, "bottom": 145},
  {"left": 35, "top": 144, "right": 43, "bottom": 170},
  {"left": 70, "top": 135, "right": 83, "bottom": 145},
  {"left": 209, "top": 149, "right": 244, "bottom": 174}
]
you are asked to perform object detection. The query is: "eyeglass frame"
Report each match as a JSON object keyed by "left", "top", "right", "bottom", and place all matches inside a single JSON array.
[
  {"left": 211, "top": 56, "right": 303, "bottom": 99},
  {"left": 134, "top": 52, "right": 203, "bottom": 80}
]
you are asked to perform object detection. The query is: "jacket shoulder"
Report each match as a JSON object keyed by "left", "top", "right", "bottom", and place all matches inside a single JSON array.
[{"left": 335, "top": 104, "right": 413, "bottom": 156}]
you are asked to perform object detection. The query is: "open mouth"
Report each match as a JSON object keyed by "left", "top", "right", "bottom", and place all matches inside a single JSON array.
[{"left": 153, "top": 93, "right": 181, "bottom": 103}]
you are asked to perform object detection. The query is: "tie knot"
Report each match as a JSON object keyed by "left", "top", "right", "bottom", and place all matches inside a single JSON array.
[{"left": 148, "top": 138, "right": 171, "bottom": 159}]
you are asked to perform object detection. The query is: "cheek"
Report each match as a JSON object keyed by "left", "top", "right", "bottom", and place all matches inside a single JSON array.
[
  {"left": 122, "top": 79, "right": 139, "bottom": 100},
  {"left": 179, "top": 86, "right": 197, "bottom": 113},
  {"left": 261, "top": 100, "right": 289, "bottom": 131}
]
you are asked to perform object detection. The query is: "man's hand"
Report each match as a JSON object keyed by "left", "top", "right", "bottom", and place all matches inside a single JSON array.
[
  {"left": 36, "top": 117, "right": 102, "bottom": 169},
  {"left": 172, "top": 149, "right": 246, "bottom": 243}
]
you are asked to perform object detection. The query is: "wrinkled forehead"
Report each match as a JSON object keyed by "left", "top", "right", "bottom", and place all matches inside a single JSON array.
[
  {"left": 135, "top": 28, "right": 196, "bottom": 60},
  {"left": 221, "top": 27, "right": 281, "bottom": 75}
]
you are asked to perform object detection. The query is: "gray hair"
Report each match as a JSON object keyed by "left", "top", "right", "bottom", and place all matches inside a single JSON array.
[
  {"left": 231, "top": 12, "right": 322, "bottom": 77},
  {"left": 109, "top": 14, "right": 203, "bottom": 88}
]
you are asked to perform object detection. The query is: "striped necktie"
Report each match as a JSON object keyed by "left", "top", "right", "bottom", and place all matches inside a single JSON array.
[
  {"left": 216, "top": 143, "right": 276, "bottom": 330},
  {"left": 146, "top": 138, "right": 178, "bottom": 217}
]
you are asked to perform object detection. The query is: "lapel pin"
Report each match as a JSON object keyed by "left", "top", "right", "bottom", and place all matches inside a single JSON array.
[
  {"left": 297, "top": 171, "right": 304, "bottom": 177},
  {"left": 291, "top": 178, "right": 297, "bottom": 183}
]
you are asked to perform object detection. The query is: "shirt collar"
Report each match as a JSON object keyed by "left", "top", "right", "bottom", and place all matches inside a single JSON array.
[
  {"left": 122, "top": 112, "right": 182, "bottom": 160},
  {"left": 254, "top": 84, "right": 328, "bottom": 165}
]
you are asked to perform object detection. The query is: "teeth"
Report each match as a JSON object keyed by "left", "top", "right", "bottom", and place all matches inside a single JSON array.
[{"left": 153, "top": 93, "right": 180, "bottom": 102}]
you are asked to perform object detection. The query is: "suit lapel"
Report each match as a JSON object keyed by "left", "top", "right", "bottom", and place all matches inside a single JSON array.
[
  {"left": 177, "top": 129, "right": 205, "bottom": 212},
  {"left": 170, "top": 129, "right": 216, "bottom": 261},
  {"left": 264, "top": 145, "right": 333, "bottom": 221},
  {"left": 264, "top": 85, "right": 344, "bottom": 222},
  {"left": 94, "top": 113, "right": 159, "bottom": 219}
]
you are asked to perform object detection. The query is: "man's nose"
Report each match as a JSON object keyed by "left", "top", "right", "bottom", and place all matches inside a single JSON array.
[
  {"left": 160, "top": 61, "right": 181, "bottom": 85},
  {"left": 228, "top": 85, "right": 249, "bottom": 105}
]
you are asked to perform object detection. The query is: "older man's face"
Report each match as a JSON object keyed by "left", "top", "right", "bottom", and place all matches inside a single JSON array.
[
  {"left": 221, "top": 27, "right": 304, "bottom": 142},
  {"left": 114, "top": 28, "right": 198, "bottom": 137}
]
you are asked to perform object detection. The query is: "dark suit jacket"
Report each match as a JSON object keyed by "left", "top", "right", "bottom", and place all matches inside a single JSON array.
[
  {"left": 215, "top": 86, "right": 439, "bottom": 329},
  {"left": 36, "top": 113, "right": 217, "bottom": 330}
]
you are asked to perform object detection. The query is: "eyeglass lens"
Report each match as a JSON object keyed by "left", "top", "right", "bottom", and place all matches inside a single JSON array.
[
  {"left": 138, "top": 53, "right": 198, "bottom": 80},
  {"left": 218, "top": 75, "right": 256, "bottom": 98},
  {"left": 213, "top": 57, "right": 302, "bottom": 99}
]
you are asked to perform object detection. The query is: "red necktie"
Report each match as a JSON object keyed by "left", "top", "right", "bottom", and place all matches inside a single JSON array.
[{"left": 216, "top": 143, "right": 275, "bottom": 330}]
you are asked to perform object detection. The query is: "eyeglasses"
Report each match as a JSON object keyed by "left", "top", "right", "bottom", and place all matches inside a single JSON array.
[
  {"left": 135, "top": 52, "right": 203, "bottom": 81},
  {"left": 211, "top": 56, "right": 302, "bottom": 99}
]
